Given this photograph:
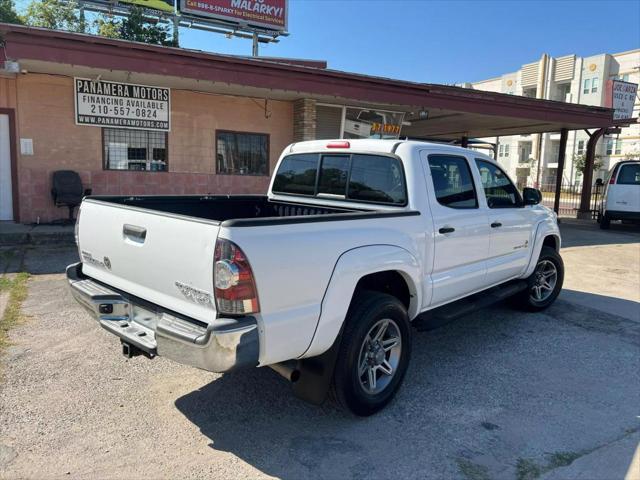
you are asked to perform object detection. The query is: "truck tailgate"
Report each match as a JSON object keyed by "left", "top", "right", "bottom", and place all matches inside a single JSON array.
[{"left": 77, "top": 199, "right": 219, "bottom": 324}]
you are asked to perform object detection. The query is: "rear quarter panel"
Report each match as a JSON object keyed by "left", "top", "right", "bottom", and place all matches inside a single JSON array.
[{"left": 221, "top": 215, "right": 426, "bottom": 366}]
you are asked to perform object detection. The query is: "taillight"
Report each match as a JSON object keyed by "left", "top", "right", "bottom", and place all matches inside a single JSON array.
[
  {"left": 609, "top": 172, "right": 617, "bottom": 184},
  {"left": 214, "top": 238, "right": 260, "bottom": 315}
]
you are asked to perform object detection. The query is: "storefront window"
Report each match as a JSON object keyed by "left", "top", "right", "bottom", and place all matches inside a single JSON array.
[
  {"left": 343, "top": 108, "right": 404, "bottom": 139},
  {"left": 103, "top": 128, "right": 167, "bottom": 171},
  {"left": 216, "top": 131, "right": 269, "bottom": 175}
]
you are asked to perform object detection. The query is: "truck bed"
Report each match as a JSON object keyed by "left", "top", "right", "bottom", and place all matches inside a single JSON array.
[
  {"left": 77, "top": 193, "right": 419, "bottom": 332},
  {"left": 85, "top": 195, "right": 418, "bottom": 227},
  {"left": 86, "top": 195, "right": 358, "bottom": 223}
]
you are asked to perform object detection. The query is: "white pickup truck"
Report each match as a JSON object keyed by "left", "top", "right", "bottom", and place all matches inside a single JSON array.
[{"left": 68, "top": 139, "right": 563, "bottom": 416}]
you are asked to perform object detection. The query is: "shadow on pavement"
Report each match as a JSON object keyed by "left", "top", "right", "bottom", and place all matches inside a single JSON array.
[
  {"left": 559, "top": 289, "right": 640, "bottom": 323},
  {"left": 560, "top": 219, "right": 640, "bottom": 248},
  {"left": 174, "top": 295, "right": 640, "bottom": 479}
]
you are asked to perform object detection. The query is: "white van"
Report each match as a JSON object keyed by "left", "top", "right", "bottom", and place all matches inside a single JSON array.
[{"left": 598, "top": 160, "right": 640, "bottom": 229}]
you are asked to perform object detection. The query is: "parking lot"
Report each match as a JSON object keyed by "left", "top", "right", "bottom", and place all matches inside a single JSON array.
[{"left": 1, "top": 220, "right": 639, "bottom": 480}]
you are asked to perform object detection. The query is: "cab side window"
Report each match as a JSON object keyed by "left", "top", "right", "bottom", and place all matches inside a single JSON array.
[
  {"left": 475, "top": 159, "right": 522, "bottom": 208},
  {"left": 428, "top": 155, "right": 478, "bottom": 208}
]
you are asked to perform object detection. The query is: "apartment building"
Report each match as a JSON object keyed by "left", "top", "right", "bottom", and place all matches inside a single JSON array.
[{"left": 464, "top": 49, "right": 639, "bottom": 187}]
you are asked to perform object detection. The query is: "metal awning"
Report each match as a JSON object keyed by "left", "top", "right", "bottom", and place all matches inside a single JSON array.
[
  {"left": 0, "top": 23, "right": 630, "bottom": 140},
  {"left": 0, "top": 23, "right": 636, "bottom": 218}
]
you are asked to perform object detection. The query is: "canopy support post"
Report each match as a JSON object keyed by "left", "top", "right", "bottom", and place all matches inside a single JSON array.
[
  {"left": 553, "top": 129, "right": 568, "bottom": 214},
  {"left": 577, "top": 128, "right": 605, "bottom": 219}
]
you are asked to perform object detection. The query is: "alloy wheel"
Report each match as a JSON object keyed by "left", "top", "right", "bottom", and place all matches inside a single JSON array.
[
  {"left": 530, "top": 259, "right": 558, "bottom": 302},
  {"left": 357, "top": 318, "right": 402, "bottom": 395}
]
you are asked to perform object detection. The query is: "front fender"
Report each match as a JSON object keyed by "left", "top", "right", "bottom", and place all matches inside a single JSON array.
[
  {"left": 300, "top": 244, "right": 421, "bottom": 359},
  {"left": 522, "top": 216, "right": 561, "bottom": 278}
]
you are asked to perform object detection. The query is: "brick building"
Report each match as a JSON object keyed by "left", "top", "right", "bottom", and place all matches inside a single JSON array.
[{"left": 0, "top": 24, "right": 623, "bottom": 224}]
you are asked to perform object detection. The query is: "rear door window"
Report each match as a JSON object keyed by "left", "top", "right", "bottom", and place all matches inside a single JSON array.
[
  {"left": 617, "top": 163, "right": 640, "bottom": 185},
  {"left": 427, "top": 155, "right": 478, "bottom": 208}
]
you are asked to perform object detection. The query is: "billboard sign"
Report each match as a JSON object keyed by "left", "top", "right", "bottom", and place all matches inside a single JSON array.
[
  {"left": 119, "top": 0, "right": 175, "bottom": 12},
  {"left": 74, "top": 78, "right": 170, "bottom": 131},
  {"left": 180, "top": 0, "right": 287, "bottom": 31},
  {"left": 605, "top": 80, "right": 638, "bottom": 120}
]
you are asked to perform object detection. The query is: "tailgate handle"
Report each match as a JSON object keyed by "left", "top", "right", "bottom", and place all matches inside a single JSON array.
[{"left": 123, "top": 224, "right": 147, "bottom": 243}]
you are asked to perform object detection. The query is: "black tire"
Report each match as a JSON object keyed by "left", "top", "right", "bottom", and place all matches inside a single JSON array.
[
  {"left": 512, "top": 246, "right": 564, "bottom": 312},
  {"left": 600, "top": 213, "right": 611, "bottom": 229},
  {"left": 331, "top": 291, "right": 411, "bottom": 416}
]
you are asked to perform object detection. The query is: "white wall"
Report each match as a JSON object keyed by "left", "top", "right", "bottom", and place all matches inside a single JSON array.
[{"left": 468, "top": 49, "right": 640, "bottom": 185}]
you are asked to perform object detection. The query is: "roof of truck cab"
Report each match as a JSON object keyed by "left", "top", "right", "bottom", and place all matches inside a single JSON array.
[{"left": 286, "top": 139, "right": 493, "bottom": 159}]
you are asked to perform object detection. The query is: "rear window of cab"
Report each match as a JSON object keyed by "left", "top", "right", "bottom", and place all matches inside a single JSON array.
[{"left": 272, "top": 153, "right": 407, "bottom": 205}]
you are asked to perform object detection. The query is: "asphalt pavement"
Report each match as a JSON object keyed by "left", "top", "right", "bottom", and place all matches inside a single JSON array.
[{"left": 0, "top": 221, "right": 638, "bottom": 480}]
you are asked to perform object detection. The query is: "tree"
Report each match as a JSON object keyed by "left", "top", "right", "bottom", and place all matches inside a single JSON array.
[
  {"left": 23, "top": 0, "right": 82, "bottom": 32},
  {"left": 573, "top": 153, "right": 603, "bottom": 175},
  {"left": 95, "top": 16, "right": 122, "bottom": 39},
  {"left": 117, "top": 6, "right": 176, "bottom": 46},
  {"left": 21, "top": 1, "right": 178, "bottom": 46},
  {"left": 0, "top": 0, "right": 23, "bottom": 24}
]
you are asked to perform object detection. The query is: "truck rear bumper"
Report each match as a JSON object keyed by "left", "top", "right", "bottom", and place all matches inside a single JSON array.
[{"left": 66, "top": 262, "right": 259, "bottom": 373}]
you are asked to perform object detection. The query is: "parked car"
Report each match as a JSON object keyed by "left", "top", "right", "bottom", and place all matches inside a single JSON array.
[
  {"left": 67, "top": 139, "right": 563, "bottom": 416},
  {"left": 598, "top": 160, "right": 640, "bottom": 229}
]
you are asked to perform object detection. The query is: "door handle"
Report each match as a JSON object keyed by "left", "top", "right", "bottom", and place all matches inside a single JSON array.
[
  {"left": 438, "top": 227, "right": 455, "bottom": 234},
  {"left": 123, "top": 224, "right": 147, "bottom": 243},
  {"left": 491, "top": 222, "right": 503, "bottom": 228}
]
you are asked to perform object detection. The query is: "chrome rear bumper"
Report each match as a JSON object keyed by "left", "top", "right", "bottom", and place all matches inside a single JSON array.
[{"left": 66, "top": 263, "right": 259, "bottom": 373}]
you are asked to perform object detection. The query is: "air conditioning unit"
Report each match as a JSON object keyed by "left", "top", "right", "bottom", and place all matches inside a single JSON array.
[{"left": 1, "top": 61, "right": 20, "bottom": 74}]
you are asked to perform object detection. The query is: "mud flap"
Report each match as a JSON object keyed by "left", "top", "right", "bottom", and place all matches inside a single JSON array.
[{"left": 292, "top": 330, "right": 343, "bottom": 405}]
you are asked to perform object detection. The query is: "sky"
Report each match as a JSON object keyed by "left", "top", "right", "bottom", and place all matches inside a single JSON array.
[
  {"left": 15, "top": 0, "right": 640, "bottom": 84},
  {"left": 178, "top": 0, "right": 640, "bottom": 84}
]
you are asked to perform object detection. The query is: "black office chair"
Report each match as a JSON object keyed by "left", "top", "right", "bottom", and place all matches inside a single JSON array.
[{"left": 51, "top": 170, "right": 91, "bottom": 222}]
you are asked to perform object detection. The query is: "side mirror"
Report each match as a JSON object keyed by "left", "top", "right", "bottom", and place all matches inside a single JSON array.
[
  {"left": 523, "top": 187, "right": 542, "bottom": 206},
  {"left": 595, "top": 178, "right": 604, "bottom": 186}
]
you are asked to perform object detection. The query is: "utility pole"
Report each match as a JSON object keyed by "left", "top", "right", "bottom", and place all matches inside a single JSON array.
[
  {"left": 79, "top": 5, "right": 86, "bottom": 33},
  {"left": 252, "top": 32, "right": 259, "bottom": 57},
  {"left": 173, "top": 16, "right": 180, "bottom": 47},
  {"left": 172, "top": 2, "right": 180, "bottom": 48}
]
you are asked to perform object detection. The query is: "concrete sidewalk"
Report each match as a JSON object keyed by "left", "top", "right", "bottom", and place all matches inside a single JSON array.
[{"left": 0, "top": 222, "right": 75, "bottom": 246}]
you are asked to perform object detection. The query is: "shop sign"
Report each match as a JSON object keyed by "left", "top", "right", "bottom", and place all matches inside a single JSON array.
[
  {"left": 605, "top": 80, "right": 638, "bottom": 120},
  {"left": 180, "top": 0, "right": 288, "bottom": 32},
  {"left": 74, "top": 78, "right": 170, "bottom": 131},
  {"left": 371, "top": 122, "right": 401, "bottom": 136}
]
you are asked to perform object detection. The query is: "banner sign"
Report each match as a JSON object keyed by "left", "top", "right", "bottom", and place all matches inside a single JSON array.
[
  {"left": 605, "top": 80, "right": 638, "bottom": 120},
  {"left": 180, "top": 0, "right": 287, "bottom": 31},
  {"left": 74, "top": 78, "right": 170, "bottom": 131}
]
